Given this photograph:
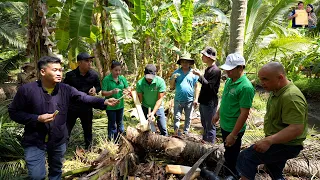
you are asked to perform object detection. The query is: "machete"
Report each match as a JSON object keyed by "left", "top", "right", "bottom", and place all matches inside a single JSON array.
[{"left": 181, "top": 148, "right": 215, "bottom": 180}]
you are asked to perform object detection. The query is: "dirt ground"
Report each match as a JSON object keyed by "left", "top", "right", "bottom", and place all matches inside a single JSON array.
[{"left": 307, "top": 97, "right": 320, "bottom": 131}]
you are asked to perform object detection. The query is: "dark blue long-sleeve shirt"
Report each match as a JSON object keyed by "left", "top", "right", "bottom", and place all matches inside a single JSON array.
[{"left": 8, "top": 81, "right": 105, "bottom": 149}]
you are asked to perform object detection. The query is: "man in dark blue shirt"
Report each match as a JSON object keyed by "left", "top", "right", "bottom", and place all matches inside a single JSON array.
[
  {"left": 64, "top": 52, "right": 101, "bottom": 149},
  {"left": 8, "top": 56, "right": 118, "bottom": 180}
]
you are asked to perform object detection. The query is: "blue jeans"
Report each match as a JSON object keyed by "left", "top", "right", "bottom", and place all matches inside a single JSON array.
[
  {"left": 237, "top": 144, "right": 303, "bottom": 180},
  {"left": 24, "top": 143, "right": 66, "bottom": 180},
  {"left": 173, "top": 100, "right": 193, "bottom": 133},
  {"left": 106, "top": 108, "right": 124, "bottom": 140},
  {"left": 221, "top": 128, "right": 244, "bottom": 178},
  {"left": 142, "top": 106, "right": 168, "bottom": 136},
  {"left": 199, "top": 102, "right": 217, "bottom": 143}
]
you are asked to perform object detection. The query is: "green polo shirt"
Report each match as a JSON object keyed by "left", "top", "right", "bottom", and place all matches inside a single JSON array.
[
  {"left": 136, "top": 76, "right": 166, "bottom": 109},
  {"left": 220, "top": 75, "right": 255, "bottom": 132},
  {"left": 102, "top": 74, "right": 129, "bottom": 110},
  {"left": 264, "top": 83, "right": 308, "bottom": 145}
]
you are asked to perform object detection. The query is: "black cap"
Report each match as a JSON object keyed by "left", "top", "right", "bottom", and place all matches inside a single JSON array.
[
  {"left": 144, "top": 64, "right": 156, "bottom": 79},
  {"left": 144, "top": 64, "right": 157, "bottom": 75},
  {"left": 77, "top": 52, "right": 94, "bottom": 61}
]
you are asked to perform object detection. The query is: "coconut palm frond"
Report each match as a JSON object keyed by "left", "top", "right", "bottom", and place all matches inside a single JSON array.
[
  {"left": 0, "top": 99, "right": 13, "bottom": 126},
  {"left": 0, "top": 131, "right": 24, "bottom": 158},
  {"left": 0, "top": 159, "right": 26, "bottom": 179},
  {"left": 251, "top": 36, "right": 314, "bottom": 64},
  {"left": 242, "top": 129, "right": 265, "bottom": 145},
  {"left": 0, "top": 121, "right": 25, "bottom": 179},
  {"left": 0, "top": 52, "right": 27, "bottom": 84},
  {"left": 0, "top": 2, "right": 27, "bottom": 49},
  {"left": 244, "top": 0, "right": 297, "bottom": 60},
  {"left": 0, "top": 21, "right": 26, "bottom": 49}
]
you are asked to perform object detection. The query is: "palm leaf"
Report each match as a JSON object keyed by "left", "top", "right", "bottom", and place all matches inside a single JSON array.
[
  {"left": 253, "top": 36, "right": 313, "bottom": 63},
  {"left": 180, "top": 0, "right": 194, "bottom": 45},
  {"left": 0, "top": 122, "right": 25, "bottom": 179},
  {"left": 166, "top": 17, "right": 181, "bottom": 43},
  {"left": 245, "top": 0, "right": 296, "bottom": 59},
  {"left": 56, "top": 2, "right": 74, "bottom": 53},
  {"left": 133, "top": 0, "right": 146, "bottom": 25},
  {"left": 69, "top": 0, "right": 94, "bottom": 51},
  {"left": 0, "top": 2, "right": 27, "bottom": 49},
  {"left": 0, "top": 52, "right": 26, "bottom": 84},
  {"left": 56, "top": 29, "right": 70, "bottom": 52},
  {"left": 245, "top": 0, "right": 262, "bottom": 42},
  {"left": 104, "top": 0, "right": 138, "bottom": 44},
  {"left": 0, "top": 22, "right": 26, "bottom": 49},
  {"left": 0, "top": 159, "right": 26, "bottom": 179}
]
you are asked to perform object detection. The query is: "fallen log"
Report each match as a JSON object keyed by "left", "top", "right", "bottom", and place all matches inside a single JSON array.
[
  {"left": 126, "top": 127, "right": 224, "bottom": 166},
  {"left": 284, "top": 158, "right": 320, "bottom": 178}
]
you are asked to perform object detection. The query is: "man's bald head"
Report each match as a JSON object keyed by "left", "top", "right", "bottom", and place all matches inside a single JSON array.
[
  {"left": 258, "top": 62, "right": 289, "bottom": 92},
  {"left": 260, "top": 62, "right": 286, "bottom": 76}
]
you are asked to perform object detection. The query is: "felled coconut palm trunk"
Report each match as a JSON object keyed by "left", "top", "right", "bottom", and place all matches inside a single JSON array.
[
  {"left": 126, "top": 127, "right": 224, "bottom": 166},
  {"left": 284, "top": 158, "right": 320, "bottom": 177}
]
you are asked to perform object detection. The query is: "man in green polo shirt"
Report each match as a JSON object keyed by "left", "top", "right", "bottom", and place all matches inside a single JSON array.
[
  {"left": 136, "top": 64, "right": 168, "bottom": 136},
  {"left": 237, "top": 62, "right": 307, "bottom": 180},
  {"left": 212, "top": 53, "right": 255, "bottom": 178}
]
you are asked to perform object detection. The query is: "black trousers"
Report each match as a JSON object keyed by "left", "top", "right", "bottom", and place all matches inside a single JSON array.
[
  {"left": 67, "top": 109, "right": 93, "bottom": 147},
  {"left": 221, "top": 128, "right": 245, "bottom": 178}
]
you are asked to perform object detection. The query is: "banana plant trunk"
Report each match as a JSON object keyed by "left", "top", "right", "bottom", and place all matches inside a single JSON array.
[
  {"left": 228, "top": 0, "right": 248, "bottom": 55},
  {"left": 27, "top": 0, "right": 49, "bottom": 73}
]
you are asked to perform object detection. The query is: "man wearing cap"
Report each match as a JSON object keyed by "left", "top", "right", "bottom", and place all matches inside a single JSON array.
[
  {"left": 212, "top": 53, "right": 255, "bottom": 177},
  {"left": 136, "top": 64, "right": 168, "bottom": 136},
  {"left": 64, "top": 52, "right": 101, "bottom": 149},
  {"left": 170, "top": 53, "right": 199, "bottom": 135},
  {"left": 17, "top": 63, "right": 37, "bottom": 88},
  {"left": 193, "top": 47, "right": 221, "bottom": 143}
]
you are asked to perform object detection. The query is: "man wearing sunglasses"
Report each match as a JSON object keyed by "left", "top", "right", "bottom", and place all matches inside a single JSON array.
[{"left": 64, "top": 52, "right": 101, "bottom": 149}]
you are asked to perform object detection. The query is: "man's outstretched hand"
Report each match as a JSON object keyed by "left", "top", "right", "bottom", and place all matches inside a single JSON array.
[{"left": 104, "top": 98, "right": 120, "bottom": 106}]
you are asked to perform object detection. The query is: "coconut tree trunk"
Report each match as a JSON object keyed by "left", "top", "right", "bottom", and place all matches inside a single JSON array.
[
  {"left": 228, "top": 0, "right": 247, "bottom": 55},
  {"left": 126, "top": 127, "right": 224, "bottom": 166}
]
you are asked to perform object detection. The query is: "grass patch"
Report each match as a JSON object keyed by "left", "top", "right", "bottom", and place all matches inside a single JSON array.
[
  {"left": 294, "top": 78, "right": 320, "bottom": 97},
  {"left": 252, "top": 92, "right": 268, "bottom": 111}
]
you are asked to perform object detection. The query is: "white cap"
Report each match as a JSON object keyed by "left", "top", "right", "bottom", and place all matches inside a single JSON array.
[{"left": 220, "top": 53, "right": 246, "bottom": 70}]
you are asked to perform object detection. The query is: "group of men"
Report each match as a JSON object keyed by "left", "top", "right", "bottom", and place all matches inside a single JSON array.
[
  {"left": 151, "top": 47, "right": 308, "bottom": 180},
  {"left": 9, "top": 45, "right": 308, "bottom": 179}
]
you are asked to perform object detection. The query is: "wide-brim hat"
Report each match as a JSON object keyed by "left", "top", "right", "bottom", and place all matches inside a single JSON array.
[
  {"left": 177, "top": 53, "right": 195, "bottom": 65},
  {"left": 201, "top": 46, "right": 217, "bottom": 60}
]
